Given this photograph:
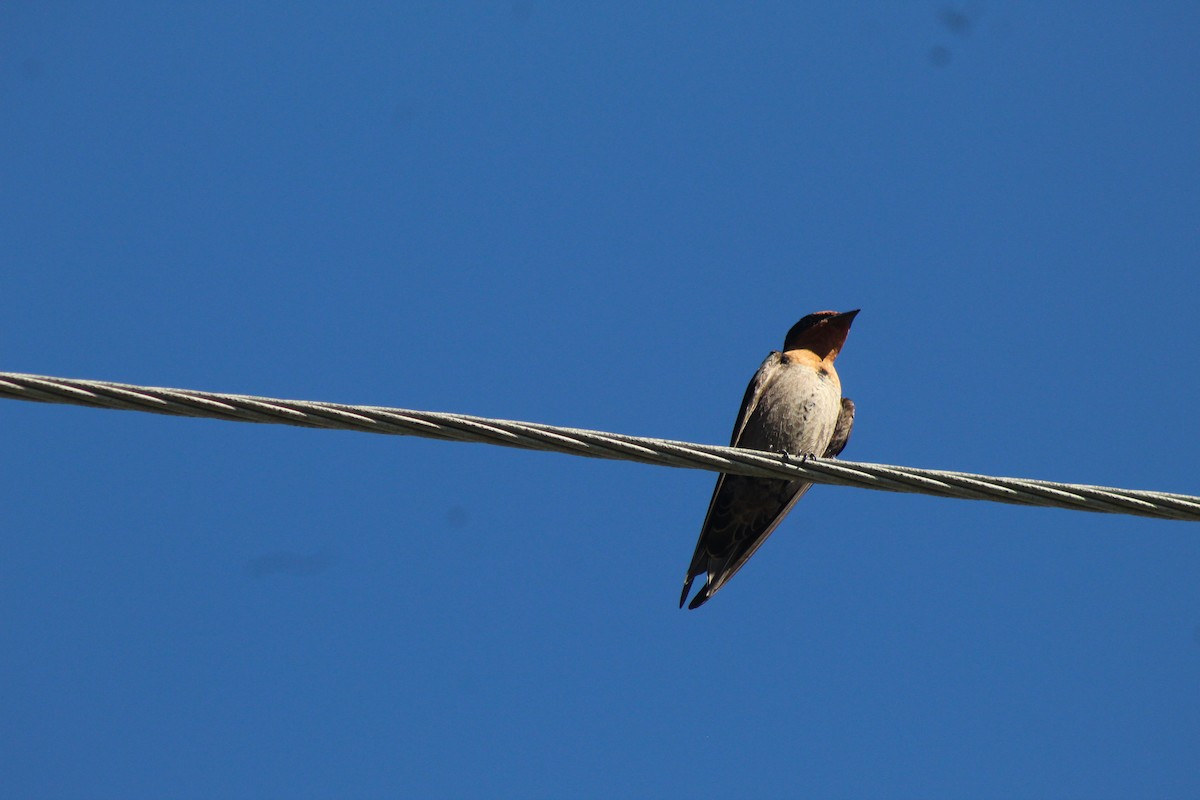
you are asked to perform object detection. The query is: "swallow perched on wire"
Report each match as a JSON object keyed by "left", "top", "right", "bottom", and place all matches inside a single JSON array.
[{"left": 680, "top": 310, "right": 859, "bottom": 609}]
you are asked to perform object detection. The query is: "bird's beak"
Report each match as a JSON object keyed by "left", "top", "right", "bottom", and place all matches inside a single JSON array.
[
  {"left": 822, "top": 309, "right": 859, "bottom": 332},
  {"left": 815, "top": 309, "right": 859, "bottom": 355}
]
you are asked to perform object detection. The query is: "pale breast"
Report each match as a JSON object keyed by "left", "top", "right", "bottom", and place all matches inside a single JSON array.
[{"left": 737, "top": 359, "right": 842, "bottom": 456}]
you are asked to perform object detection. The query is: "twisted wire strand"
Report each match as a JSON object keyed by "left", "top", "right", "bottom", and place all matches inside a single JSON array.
[{"left": 2, "top": 370, "right": 1197, "bottom": 522}]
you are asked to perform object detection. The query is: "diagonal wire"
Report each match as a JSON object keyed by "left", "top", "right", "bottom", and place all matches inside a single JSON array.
[{"left": 2, "top": 370, "right": 1198, "bottom": 522}]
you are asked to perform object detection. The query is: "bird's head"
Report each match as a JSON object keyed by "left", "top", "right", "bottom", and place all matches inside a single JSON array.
[{"left": 782, "top": 309, "right": 859, "bottom": 360}]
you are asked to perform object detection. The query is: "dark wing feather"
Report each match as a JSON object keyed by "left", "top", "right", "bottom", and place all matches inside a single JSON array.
[
  {"left": 824, "top": 398, "right": 855, "bottom": 458},
  {"left": 681, "top": 475, "right": 812, "bottom": 608},
  {"left": 725, "top": 351, "right": 784, "bottom": 447}
]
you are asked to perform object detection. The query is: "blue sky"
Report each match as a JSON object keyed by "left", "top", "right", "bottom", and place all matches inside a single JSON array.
[{"left": 3, "top": 3, "right": 1198, "bottom": 797}]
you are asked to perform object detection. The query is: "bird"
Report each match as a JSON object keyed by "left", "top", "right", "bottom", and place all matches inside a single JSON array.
[{"left": 680, "top": 310, "right": 859, "bottom": 609}]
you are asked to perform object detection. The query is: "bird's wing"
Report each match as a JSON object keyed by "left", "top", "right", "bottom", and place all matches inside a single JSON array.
[
  {"left": 726, "top": 351, "right": 784, "bottom": 447},
  {"left": 680, "top": 352, "right": 807, "bottom": 608},
  {"left": 823, "top": 398, "right": 855, "bottom": 458},
  {"left": 681, "top": 475, "right": 812, "bottom": 608}
]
